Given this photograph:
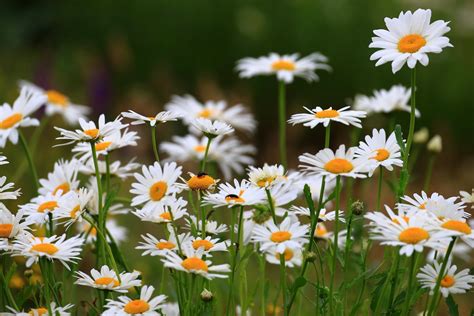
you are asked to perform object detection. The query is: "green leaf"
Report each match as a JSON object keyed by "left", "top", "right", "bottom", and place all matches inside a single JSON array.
[
  {"left": 446, "top": 294, "right": 459, "bottom": 316},
  {"left": 292, "top": 276, "right": 307, "bottom": 290},
  {"left": 395, "top": 124, "right": 406, "bottom": 155}
]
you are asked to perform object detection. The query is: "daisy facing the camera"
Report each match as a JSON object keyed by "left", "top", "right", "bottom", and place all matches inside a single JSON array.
[{"left": 75, "top": 265, "right": 142, "bottom": 293}]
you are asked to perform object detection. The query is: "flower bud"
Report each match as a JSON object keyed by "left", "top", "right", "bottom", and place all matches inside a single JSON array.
[
  {"left": 427, "top": 135, "right": 442, "bottom": 153},
  {"left": 351, "top": 200, "right": 365, "bottom": 216},
  {"left": 305, "top": 251, "right": 317, "bottom": 263},
  {"left": 201, "top": 288, "right": 213, "bottom": 302},
  {"left": 413, "top": 127, "right": 429, "bottom": 144}
]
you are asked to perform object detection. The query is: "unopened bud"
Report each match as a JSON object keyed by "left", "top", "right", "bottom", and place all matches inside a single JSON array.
[
  {"left": 201, "top": 289, "right": 213, "bottom": 302},
  {"left": 427, "top": 135, "right": 442, "bottom": 153},
  {"left": 351, "top": 200, "right": 365, "bottom": 216},
  {"left": 413, "top": 127, "right": 429, "bottom": 144},
  {"left": 305, "top": 251, "right": 317, "bottom": 263}
]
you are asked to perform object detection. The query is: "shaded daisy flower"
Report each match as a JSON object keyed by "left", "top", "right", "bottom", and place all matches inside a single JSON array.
[
  {"left": 247, "top": 164, "right": 286, "bottom": 189},
  {"left": 0, "top": 208, "right": 30, "bottom": 246},
  {"left": 75, "top": 265, "right": 142, "bottom": 293},
  {"left": 0, "top": 176, "right": 21, "bottom": 200},
  {"left": 185, "top": 235, "right": 230, "bottom": 254},
  {"left": 265, "top": 246, "right": 303, "bottom": 268},
  {"left": 38, "top": 159, "right": 80, "bottom": 196},
  {"left": 459, "top": 189, "right": 474, "bottom": 209},
  {"left": 21, "top": 191, "right": 63, "bottom": 225},
  {"left": 103, "top": 285, "right": 167, "bottom": 315},
  {"left": 191, "top": 118, "right": 234, "bottom": 137},
  {"left": 133, "top": 197, "right": 187, "bottom": 223},
  {"left": 8, "top": 302, "right": 74, "bottom": 316},
  {"left": 121, "top": 109, "right": 182, "bottom": 126},
  {"left": 291, "top": 206, "right": 345, "bottom": 222},
  {"left": 288, "top": 106, "right": 366, "bottom": 129},
  {"left": 252, "top": 217, "right": 308, "bottom": 253}
]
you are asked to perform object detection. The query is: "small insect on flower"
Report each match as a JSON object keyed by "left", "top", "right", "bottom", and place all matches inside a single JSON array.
[
  {"left": 103, "top": 285, "right": 167, "bottom": 315},
  {"left": 236, "top": 52, "right": 331, "bottom": 83},
  {"left": 186, "top": 172, "right": 218, "bottom": 191},
  {"left": 369, "top": 8, "right": 452, "bottom": 73},
  {"left": 121, "top": 109, "right": 183, "bottom": 126},
  {"left": 191, "top": 118, "right": 234, "bottom": 138},
  {"left": 38, "top": 159, "right": 80, "bottom": 196},
  {"left": 288, "top": 106, "right": 366, "bottom": 129},
  {"left": 417, "top": 260, "right": 474, "bottom": 297},
  {"left": 161, "top": 245, "right": 230, "bottom": 279},
  {"left": 12, "top": 234, "right": 83, "bottom": 269},
  {"left": 203, "top": 179, "right": 266, "bottom": 208},
  {"left": 75, "top": 265, "right": 142, "bottom": 293}
]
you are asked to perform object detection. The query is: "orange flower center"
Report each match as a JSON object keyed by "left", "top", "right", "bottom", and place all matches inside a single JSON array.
[
  {"left": 0, "top": 113, "right": 23, "bottom": 129},
  {"left": 37, "top": 201, "right": 58, "bottom": 213},
  {"left": 192, "top": 239, "right": 214, "bottom": 251},
  {"left": 271, "top": 60, "right": 296, "bottom": 71},
  {"left": 398, "top": 227, "right": 429, "bottom": 244},
  {"left": 198, "top": 108, "right": 213, "bottom": 118},
  {"left": 46, "top": 90, "right": 69, "bottom": 107},
  {"left": 324, "top": 158, "right": 354, "bottom": 174},
  {"left": 270, "top": 231, "right": 292, "bottom": 243},
  {"left": 28, "top": 307, "right": 48, "bottom": 316},
  {"left": 181, "top": 257, "right": 208, "bottom": 272},
  {"left": 95, "top": 141, "right": 112, "bottom": 151},
  {"left": 256, "top": 176, "right": 276, "bottom": 188},
  {"left": 83, "top": 128, "right": 99, "bottom": 138},
  {"left": 0, "top": 223, "right": 13, "bottom": 238},
  {"left": 398, "top": 34, "right": 427, "bottom": 53},
  {"left": 70, "top": 205, "right": 81, "bottom": 218},
  {"left": 225, "top": 194, "right": 245, "bottom": 204},
  {"left": 315, "top": 224, "right": 328, "bottom": 238},
  {"left": 94, "top": 277, "right": 120, "bottom": 287},
  {"left": 187, "top": 174, "right": 215, "bottom": 190},
  {"left": 30, "top": 243, "right": 59, "bottom": 255},
  {"left": 53, "top": 182, "right": 70, "bottom": 195},
  {"left": 194, "top": 145, "right": 206, "bottom": 152},
  {"left": 124, "top": 299, "right": 150, "bottom": 314},
  {"left": 440, "top": 275, "right": 455, "bottom": 288},
  {"left": 419, "top": 203, "right": 426, "bottom": 210},
  {"left": 373, "top": 148, "right": 390, "bottom": 161},
  {"left": 159, "top": 212, "right": 172, "bottom": 221},
  {"left": 441, "top": 220, "right": 472, "bottom": 235},
  {"left": 315, "top": 109, "right": 339, "bottom": 119},
  {"left": 149, "top": 181, "right": 168, "bottom": 201},
  {"left": 275, "top": 248, "right": 294, "bottom": 261},
  {"left": 156, "top": 241, "right": 176, "bottom": 250}
]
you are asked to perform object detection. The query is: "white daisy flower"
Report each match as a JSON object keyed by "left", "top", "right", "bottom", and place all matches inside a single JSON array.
[
  {"left": 161, "top": 245, "right": 230, "bottom": 279},
  {"left": 288, "top": 106, "right": 366, "bottom": 129},
  {"left": 236, "top": 52, "right": 331, "bottom": 83},
  {"left": 7, "top": 303, "right": 74, "bottom": 316},
  {"left": 186, "top": 235, "right": 230, "bottom": 254},
  {"left": 20, "top": 191, "right": 63, "bottom": 225},
  {"left": 314, "top": 222, "right": 332, "bottom": 240},
  {"left": 426, "top": 241, "right": 472, "bottom": 263},
  {"left": 164, "top": 95, "right": 256, "bottom": 134},
  {"left": 247, "top": 164, "right": 286, "bottom": 188},
  {"left": 0, "top": 208, "right": 30, "bottom": 245},
  {"left": 54, "top": 188, "right": 93, "bottom": 227},
  {"left": 185, "top": 215, "right": 228, "bottom": 235},
  {"left": 103, "top": 285, "right": 167, "bottom": 315},
  {"left": 161, "top": 302, "right": 180, "bottom": 316},
  {"left": 78, "top": 219, "right": 127, "bottom": 245},
  {"left": 424, "top": 195, "right": 468, "bottom": 220},
  {"left": 75, "top": 265, "right": 141, "bottom": 293},
  {"left": 202, "top": 179, "right": 266, "bottom": 208},
  {"left": 291, "top": 206, "right": 344, "bottom": 222},
  {"left": 299, "top": 144, "right": 373, "bottom": 180},
  {"left": 121, "top": 109, "right": 182, "bottom": 126},
  {"left": 191, "top": 118, "right": 234, "bottom": 137},
  {"left": 252, "top": 217, "right": 308, "bottom": 253},
  {"left": 459, "top": 189, "right": 474, "bottom": 209},
  {"left": 0, "top": 154, "right": 9, "bottom": 165},
  {"left": 130, "top": 162, "right": 182, "bottom": 208},
  {"left": 12, "top": 234, "right": 83, "bottom": 269},
  {"left": 133, "top": 197, "right": 188, "bottom": 223},
  {"left": 19, "top": 80, "right": 90, "bottom": 124},
  {"left": 397, "top": 191, "right": 441, "bottom": 214},
  {"left": 241, "top": 209, "right": 274, "bottom": 245},
  {"left": 38, "top": 159, "right": 80, "bottom": 196},
  {"left": 354, "top": 129, "right": 403, "bottom": 175},
  {"left": 417, "top": 260, "right": 474, "bottom": 297},
  {"left": 0, "top": 176, "right": 21, "bottom": 200},
  {"left": 436, "top": 218, "right": 474, "bottom": 247},
  {"left": 267, "top": 181, "right": 299, "bottom": 216},
  {"left": 265, "top": 246, "right": 303, "bottom": 268},
  {"left": 78, "top": 158, "right": 140, "bottom": 180},
  {"left": 136, "top": 230, "right": 191, "bottom": 256},
  {"left": 365, "top": 205, "right": 413, "bottom": 231},
  {"left": 55, "top": 114, "right": 127, "bottom": 146},
  {"left": 369, "top": 8, "right": 452, "bottom": 73}
]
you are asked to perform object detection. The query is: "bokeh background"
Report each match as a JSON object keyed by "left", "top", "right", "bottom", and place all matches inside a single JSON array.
[{"left": 1, "top": 0, "right": 473, "bottom": 314}]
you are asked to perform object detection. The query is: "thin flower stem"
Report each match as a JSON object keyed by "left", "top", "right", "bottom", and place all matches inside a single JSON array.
[
  {"left": 226, "top": 205, "right": 244, "bottom": 316},
  {"left": 259, "top": 254, "right": 266, "bottom": 316},
  {"left": 278, "top": 80, "right": 287, "bottom": 169},
  {"left": 90, "top": 142, "right": 106, "bottom": 266},
  {"left": 401, "top": 252, "right": 419, "bottom": 316},
  {"left": 387, "top": 250, "right": 401, "bottom": 311},
  {"left": 329, "top": 175, "right": 341, "bottom": 315},
  {"left": 377, "top": 166, "right": 384, "bottom": 210},
  {"left": 200, "top": 136, "right": 213, "bottom": 172},
  {"left": 0, "top": 255, "right": 19, "bottom": 310},
  {"left": 39, "top": 259, "right": 54, "bottom": 315},
  {"left": 265, "top": 188, "right": 277, "bottom": 224},
  {"left": 374, "top": 248, "right": 399, "bottom": 314},
  {"left": 423, "top": 154, "right": 435, "bottom": 192},
  {"left": 198, "top": 191, "right": 206, "bottom": 238},
  {"left": 151, "top": 125, "right": 160, "bottom": 162},
  {"left": 105, "top": 154, "right": 111, "bottom": 194},
  {"left": 404, "top": 67, "right": 417, "bottom": 165},
  {"left": 279, "top": 255, "right": 288, "bottom": 316},
  {"left": 18, "top": 130, "right": 39, "bottom": 190}
]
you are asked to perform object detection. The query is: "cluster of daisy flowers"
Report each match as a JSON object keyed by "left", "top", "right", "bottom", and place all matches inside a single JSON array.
[{"left": 0, "top": 6, "right": 472, "bottom": 316}]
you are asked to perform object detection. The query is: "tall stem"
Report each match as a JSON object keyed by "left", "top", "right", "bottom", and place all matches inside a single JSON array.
[
  {"left": 151, "top": 125, "right": 160, "bottom": 162},
  {"left": 401, "top": 252, "right": 418, "bottom": 316},
  {"left": 200, "top": 136, "right": 213, "bottom": 172},
  {"left": 259, "top": 254, "right": 266, "bottom": 316},
  {"left": 18, "top": 130, "right": 39, "bottom": 190},
  {"left": 265, "top": 189, "right": 277, "bottom": 224},
  {"left": 404, "top": 67, "right": 417, "bottom": 164},
  {"left": 278, "top": 81, "right": 287, "bottom": 169},
  {"left": 329, "top": 175, "right": 341, "bottom": 314},
  {"left": 423, "top": 154, "right": 435, "bottom": 192},
  {"left": 279, "top": 255, "right": 288, "bottom": 316},
  {"left": 377, "top": 166, "right": 384, "bottom": 210},
  {"left": 90, "top": 142, "right": 106, "bottom": 265}
]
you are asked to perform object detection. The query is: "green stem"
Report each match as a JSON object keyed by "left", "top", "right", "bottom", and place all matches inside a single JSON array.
[
  {"left": 200, "top": 136, "right": 213, "bottom": 172},
  {"left": 39, "top": 259, "right": 54, "bottom": 315},
  {"left": 374, "top": 248, "right": 399, "bottom": 314},
  {"left": 18, "top": 130, "right": 39, "bottom": 190},
  {"left": 423, "top": 154, "right": 435, "bottom": 192},
  {"left": 387, "top": 250, "right": 401, "bottom": 311},
  {"left": 90, "top": 142, "right": 106, "bottom": 266},
  {"left": 105, "top": 154, "right": 111, "bottom": 194},
  {"left": 265, "top": 189, "right": 277, "bottom": 224},
  {"left": 329, "top": 176, "right": 341, "bottom": 315},
  {"left": 377, "top": 166, "right": 383, "bottom": 211},
  {"left": 226, "top": 205, "right": 244, "bottom": 316},
  {"left": 199, "top": 191, "right": 206, "bottom": 238},
  {"left": 151, "top": 125, "right": 160, "bottom": 162},
  {"left": 278, "top": 80, "right": 287, "bottom": 169},
  {"left": 404, "top": 67, "right": 417, "bottom": 165},
  {"left": 0, "top": 256, "right": 19, "bottom": 310},
  {"left": 401, "top": 252, "right": 418, "bottom": 316},
  {"left": 259, "top": 255, "right": 266, "bottom": 316},
  {"left": 280, "top": 255, "right": 288, "bottom": 316}
]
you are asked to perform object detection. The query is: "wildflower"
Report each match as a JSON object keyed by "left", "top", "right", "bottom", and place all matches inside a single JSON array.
[
  {"left": 459, "top": 189, "right": 474, "bottom": 208},
  {"left": 247, "top": 164, "right": 286, "bottom": 188},
  {"left": 8, "top": 303, "right": 74, "bottom": 316},
  {"left": 136, "top": 230, "right": 191, "bottom": 256},
  {"left": 288, "top": 106, "right": 366, "bottom": 128},
  {"left": 186, "top": 235, "right": 230, "bottom": 254},
  {"left": 0, "top": 208, "right": 30, "bottom": 244},
  {"left": 417, "top": 261, "right": 474, "bottom": 297},
  {"left": 203, "top": 179, "right": 266, "bottom": 208},
  {"left": 186, "top": 172, "right": 218, "bottom": 191},
  {"left": 185, "top": 216, "right": 228, "bottom": 235},
  {"left": 103, "top": 285, "right": 167, "bottom": 315},
  {"left": 121, "top": 109, "right": 182, "bottom": 126},
  {"left": 191, "top": 118, "right": 234, "bottom": 138},
  {"left": 427, "top": 134, "right": 442, "bottom": 153},
  {"left": 21, "top": 191, "right": 63, "bottom": 225},
  {"left": 75, "top": 265, "right": 142, "bottom": 293},
  {"left": 38, "top": 159, "right": 80, "bottom": 196},
  {"left": 265, "top": 246, "right": 303, "bottom": 268},
  {"left": 0, "top": 176, "right": 21, "bottom": 200},
  {"left": 133, "top": 197, "right": 188, "bottom": 223},
  {"left": 252, "top": 217, "right": 308, "bottom": 253},
  {"left": 291, "top": 206, "right": 345, "bottom": 222},
  {"left": 54, "top": 188, "right": 93, "bottom": 227}
]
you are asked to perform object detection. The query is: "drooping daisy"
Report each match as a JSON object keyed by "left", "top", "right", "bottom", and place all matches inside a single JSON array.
[
  {"left": 247, "top": 164, "right": 286, "bottom": 189},
  {"left": 291, "top": 206, "right": 345, "bottom": 222},
  {"left": 75, "top": 265, "right": 142, "bottom": 293},
  {"left": 459, "top": 189, "right": 474, "bottom": 209},
  {"left": 265, "top": 246, "right": 303, "bottom": 268},
  {"left": 288, "top": 106, "right": 366, "bottom": 129},
  {"left": 38, "top": 159, "right": 80, "bottom": 196},
  {"left": 191, "top": 118, "right": 234, "bottom": 138},
  {"left": 103, "top": 285, "right": 167, "bottom": 315},
  {"left": 202, "top": 179, "right": 266, "bottom": 208},
  {"left": 369, "top": 8, "right": 452, "bottom": 73},
  {"left": 417, "top": 260, "right": 474, "bottom": 297},
  {"left": 54, "top": 188, "right": 93, "bottom": 227},
  {"left": 354, "top": 129, "right": 403, "bottom": 175},
  {"left": 12, "top": 234, "right": 83, "bottom": 269},
  {"left": 185, "top": 215, "right": 228, "bottom": 235},
  {"left": 0, "top": 86, "right": 46, "bottom": 148},
  {"left": 161, "top": 245, "right": 230, "bottom": 279},
  {"left": 136, "top": 230, "right": 191, "bottom": 256},
  {"left": 78, "top": 158, "right": 140, "bottom": 180},
  {"left": 55, "top": 114, "right": 127, "bottom": 146},
  {"left": 8, "top": 303, "right": 74, "bottom": 316},
  {"left": 0, "top": 208, "right": 30, "bottom": 246},
  {"left": 236, "top": 52, "right": 331, "bottom": 83},
  {"left": 252, "top": 217, "right": 308, "bottom": 253},
  {"left": 130, "top": 162, "right": 182, "bottom": 209},
  {"left": 20, "top": 191, "right": 63, "bottom": 225},
  {"left": 299, "top": 144, "right": 373, "bottom": 180},
  {"left": 19, "top": 80, "right": 90, "bottom": 124},
  {"left": 133, "top": 197, "right": 188, "bottom": 223},
  {"left": 0, "top": 176, "right": 21, "bottom": 200},
  {"left": 121, "top": 109, "right": 182, "bottom": 126}
]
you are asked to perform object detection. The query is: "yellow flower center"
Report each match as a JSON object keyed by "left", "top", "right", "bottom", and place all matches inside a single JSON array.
[
  {"left": 315, "top": 109, "right": 339, "bottom": 119},
  {"left": 256, "top": 176, "right": 276, "bottom": 188},
  {"left": 46, "top": 90, "right": 69, "bottom": 107},
  {"left": 225, "top": 194, "right": 245, "bottom": 204},
  {"left": 271, "top": 60, "right": 296, "bottom": 71},
  {"left": 315, "top": 224, "right": 328, "bottom": 238},
  {"left": 198, "top": 108, "right": 213, "bottom": 118},
  {"left": 192, "top": 239, "right": 214, "bottom": 251},
  {"left": 156, "top": 241, "right": 176, "bottom": 250},
  {"left": 95, "top": 141, "right": 112, "bottom": 151},
  {"left": 440, "top": 275, "right": 455, "bottom": 288},
  {"left": 159, "top": 212, "right": 172, "bottom": 221},
  {"left": 147, "top": 116, "right": 156, "bottom": 120},
  {"left": 275, "top": 248, "right": 294, "bottom": 261},
  {"left": 441, "top": 220, "right": 472, "bottom": 235},
  {"left": 53, "top": 182, "right": 70, "bottom": 195},
  {"left": 194, "top": 145, "right": 206, "bottom": 152},
  {"left": 94, "top": 277, "right": 120, "bottom": 287},
  {"left": 0, "top": 113, "right": 23, "bottom": 129},
  {"left": 37, "top": 201, "right": 58, "bottom": 213},
  {"left": 0, "top": 223, "right": 13, "bottom": 238},
  {"left": 70, "top": 205, "right": 81, "bottom": 218},
  {"left": 324, "top": 158, "right": 354, "bottom": 174},
  {"left": 398, "top": 227, "right": 429, "bottom": 244},
  {"left": 30, "top": 243, "right": 59, "bottom": 255},
  {"left": 83, "top": 128, "right": 99, "bottom": 138},
  {"left": 149, "top": 181, "right": 168, "bottom": 201},
  {"left": 373, "top": 148, "right": 390, "bottom": 161},
  {"left": 419, "top": 203, "right": 426, "bottom": 210},
  {"left": 181, "top": 257, "right": 208, "bottom": 272},
  {"left": 124, "top": 299, "right": 150, "bottom": 314},
  {"left": 270, "top": 231, "right": 292, "bottom": 243},
  {"left": 398, "top": 34, "right": 427, "bottom": 53},
  {"left": 28, "top": 307, "right": 48, "bottom": 316},
  {"left": 187, "top": 173, "right": 215, "bottom": 190}
]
